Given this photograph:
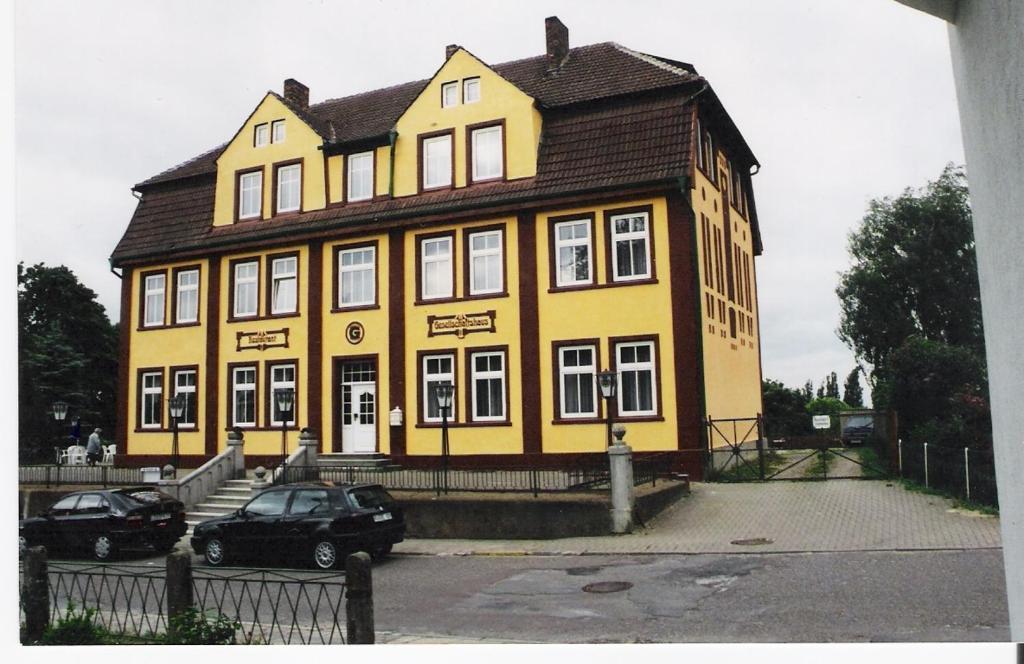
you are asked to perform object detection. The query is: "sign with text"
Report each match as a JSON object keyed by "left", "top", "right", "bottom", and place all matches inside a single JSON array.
[
  {"left": 236, "top": 328, "right": 290, "bottom": 352},
  {"left": 427, "top": 311, "right": 497, "bottom": 339},
  {"left": 812, "top": 415, "right": 831, "bottom": 429}
]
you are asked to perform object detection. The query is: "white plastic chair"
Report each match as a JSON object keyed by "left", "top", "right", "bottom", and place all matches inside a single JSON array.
[
  {"left": 102, "top": 444, "right": 116, "bottom": 466},
  {"left": 66, "top": 445, "right": 86, "bottom": 465}
]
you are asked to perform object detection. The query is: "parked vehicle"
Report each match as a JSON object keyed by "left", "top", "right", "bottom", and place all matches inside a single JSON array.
[
  {"left": 841, "top": 414, "right": 875, "bottom": 446},
  {"left": 19, "top": 487, "right": 187, "bottom": 561},
  {"left": 190, "top": 483, "right": 405, "bottom": 569}
]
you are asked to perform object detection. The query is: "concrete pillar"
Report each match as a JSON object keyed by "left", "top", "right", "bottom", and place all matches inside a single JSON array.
[
  {"left": 251, "top": 466, "right": 270, "bottom": 496},
  {"left": 608, "top": 423, "right": 635, "bottom": 534},
  {"left": 345, "top": 552, "right": 375, "bottom": 644},
  {"left": 165, "top": 550, "right": 193, "bottom": 641},
  {"left": 299, "top": 428, "right": 319, "bottom": 467},
  {"left": 226, "top": 429, "right": 245, "bottom": 479},
  {"left": 21, "top": 546, "right": 49, "bottom": 643}
]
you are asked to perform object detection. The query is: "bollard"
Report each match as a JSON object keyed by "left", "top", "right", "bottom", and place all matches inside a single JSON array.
[
  {"left": 964, "top": 447, "right": 971, "bottom": 501},
  {"left": 345, "top": 552, "right": 375, "bottom": 644},
  {"left": 21, "top": 546, "right": 49, "bottom": 643},
  {"left": 608, "top": 423, "right": 635, "bottom": 534},
  {"left": 924, "top": 442, "right": 930, "bottom": 487},
  {"left": 165, "top": 550, "right": 194, "bottom": 639}
]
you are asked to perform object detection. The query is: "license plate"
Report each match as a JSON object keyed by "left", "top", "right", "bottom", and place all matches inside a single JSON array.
[
  {"left": 373, "top": 513, "right": 392, "bottom": 522},
  {"left": 152, "top": 513, "right": 171, "bottom": 521}
]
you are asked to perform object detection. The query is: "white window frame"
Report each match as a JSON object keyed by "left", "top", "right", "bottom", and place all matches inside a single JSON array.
[
  {"left": 346, "top": 151, "right": 374, "bottom": 202},
  {"left": 270, "top": 256, "right": 298, "bottom": 315},
  {"left": 554, "top": 219, "right": 593, "bottom": 287},
  {"left": 616, "top": 341, "right": 657, "bottom": 417},
  {"left": 463, "top": 77, "right": 480, "bottom": 104},
  {"left": 254, "top": 123, "right": 269, "bottom": 147},
  {"left": 422, "top": 353, "right": 455, "bottom": 423},
  {"left": 276, "top": 163, "right": 301, "bottom": 214},
  {"left": 233, "top": 261, "right": 259, "bottom": 318},
  {"left": 173, "top": 369, "right": 197, "bottom": 428},
  {"left": 470, "top": 351, "right": 506, "bottom": 422},
  {"left": 272, "top": 119, "right": 286, "bottom": 143},
  {"left": 610, "top": 212, "right": 652, "bottom": 282},
  {"left": 338, "top": 245, "right": 376, "bottom": 307},
  {"left": 269, "top": 363, "right": 296, "bottom": 427},
  {"left": 143, "top": 273, "right": 165, "bottom": 327},
  {"left": 468, "top": 229, "right": 503, "bottom": 295},
  {"left": 441, "top": 81, "right": 458, "bottom": 108},
  {"left": 558, "top": 345, "right": 598, "bottom": 419},
  {"left": 471, "top": 125, "right": 503, "bottom": 181},
  {"left": 420, "top": 236, "right": 453, "bottom": 300},
  {"left": 239, "top": 170, "right": 262, "bottom": 220},
  {"left": 422, "top": 134, "right": 452, "bottom": 189},
  {"left": 141, "top": 371, "right": 163, "bottom": 429},
  {"left": 175, "top": 269, "right": 199, "bottom": 324},
  {"left": 232, "top": 366, "right": 257, "bottom": 428}
]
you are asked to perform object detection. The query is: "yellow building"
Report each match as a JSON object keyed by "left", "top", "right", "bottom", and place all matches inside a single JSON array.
[{"left": 110, "top": 17, "right": 764, "bottom": 480}]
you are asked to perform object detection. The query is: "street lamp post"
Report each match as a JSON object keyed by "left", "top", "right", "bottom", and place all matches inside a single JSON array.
[
  {"left": 435, "top": 382, "right": 455, "bottom": 494},
  {"left": 597, "top": 370, "right": 618, "bottom": 447},
  {"left": 275, "top": 388, "right": 296, "bottom": 476},
  {"left": 168, "top": 394, "right": 185, "bottom": 477},
  {"left": 52, "top": 401, "right": 68, "bottom": 465}
]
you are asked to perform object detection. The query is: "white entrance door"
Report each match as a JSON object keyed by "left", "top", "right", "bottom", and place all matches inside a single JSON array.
[{"left": 341, "top": 360, "right": 376, "bottom": 453}]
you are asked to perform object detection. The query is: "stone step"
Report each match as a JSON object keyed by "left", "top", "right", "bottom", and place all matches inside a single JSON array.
[
  {"left": 224, "top": 479, "right": 256, "bottom": 487},
  {"left": 195, "top": 502, "right": 243, "bottom": 512},
  {"left": 318, "top": 453, "right": 397, "bottom": 468},
  {"left": 216, "top": 486, "right": 253, "bottom": 494},
  {"left": 205, "top": 493, "right": 249, "bottom": 502}
]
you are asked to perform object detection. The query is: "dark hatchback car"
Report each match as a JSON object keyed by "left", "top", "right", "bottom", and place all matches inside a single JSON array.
[
  {"left": 19, "top": 487, "right": 187, "bottom": 561},
  {"left": 190, "top": 483, "right": 404, "bottom": 569}
]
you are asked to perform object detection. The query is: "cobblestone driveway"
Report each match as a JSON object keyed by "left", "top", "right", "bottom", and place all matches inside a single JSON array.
[{"left": 396, "top": 480, "right": 1002, "bottom": 556}]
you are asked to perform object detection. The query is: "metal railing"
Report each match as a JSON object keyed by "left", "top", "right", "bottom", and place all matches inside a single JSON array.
[
  {"left": 19, "top": 465, "right": 146, "bottom": 487},
  {"left": 633, "top": 453, "right": 672, "bottom": 487},
  {"left": 157, "top": 441, "right": 244, "bottom": 510},
  {"left": 898, "top": 439, "right": 998, "bottom": 508}
]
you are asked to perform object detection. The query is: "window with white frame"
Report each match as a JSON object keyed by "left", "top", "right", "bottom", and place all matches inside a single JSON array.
[
  {"left": 143, "top": 273, "right": 165, "bottom": 327},
  {"left": 232, "top": 366, "right": 256, "bottom": 427},
  {"left": 338, "top": 246, "right": 375, "bottom": 307},
  {"left": 175, "top": 269, "right": 199, "bottom": 324},
  {"left": 272, "top": 120, "right": 286, "bottom": 143},
  {"left": 141, "top": 371, "right": 163, "bottom": 428},
  {"left": 420, "top": 236, "right": 453, "bottom": 300},
  {"left": 463, "top": 77, "right": 480, "bottom": 103},
  {"left": 554, "top": 220, "right": 592, "bottom": 287},
  {"left": 422, "top": 134, "right": 452, "bottom": 189},
  {"left": 239, "top": 171, "right": 262, "bottom": 220},
  {"left": 276, "top": 163, "right": 301, "bottom": 214},
  {"left": 173, "top": 369, "right": 197, "bottom": 427},
  {"left": 470, "top": 351, "right": 506, "bottom": 421},
  {"left": 269, "top": 363, "right": 296, "bottom": 426},
  {"left": 254, "top": 123, "right": 269, "bottom": 147},
  {"left": 471, "top": 125, "right": 502, "bottom": 181},
  {"left": 441, "top": 81, "right": 458, "bottom": 108},
  {"left": 610, "top": 212, "right": 652, "bottom": 281},
  {"left": 270, "top": 256, "right": 297, "bottom": 314},
  {"left": 558, "top": 345, "right": 597, "bottom": 418},
  {"left": 233, "top": 261, "right": 259, "bottom": 318},
  {"left": 468, "top": 229, "right": 502, "bottom": 295},
  {"left": 346, "top": 152, "right": 373, "bottom": 202},
  {"left": 422, "top": 354, "right": 454, "bottom": 423},
  {"left": 616, "top": 341, "right": 657, "bottom": 416}
]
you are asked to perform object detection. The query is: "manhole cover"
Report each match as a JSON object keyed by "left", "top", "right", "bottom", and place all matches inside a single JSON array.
[
  {"left": 730, "top": 537, "right": 773, "bottom": 546},
  {"left": 582, "top": 581, "right": 633, "bottom": 594}
]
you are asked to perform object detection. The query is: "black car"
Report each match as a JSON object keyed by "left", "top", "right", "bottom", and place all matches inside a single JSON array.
[
  {"left": 190, "top": 483, "right": 405, "bottom": 569},
  {"left": 19, "top": 487, "right": 188, "bottom": 561}
]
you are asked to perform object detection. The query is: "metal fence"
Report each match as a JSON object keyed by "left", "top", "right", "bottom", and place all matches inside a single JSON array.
[
  {"left": 19, "top": 465, "right": 148, "bottom": 487},
  {"left": 898, "top": 440, "right": 998, "bottom": 508},
  {"left": 21, "top": 559, "right": 349, "bottom": 645}
]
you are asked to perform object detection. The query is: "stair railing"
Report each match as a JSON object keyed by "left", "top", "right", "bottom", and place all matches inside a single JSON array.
[{"left": 157, "top": 431, "right": 245, "bottom": 510}]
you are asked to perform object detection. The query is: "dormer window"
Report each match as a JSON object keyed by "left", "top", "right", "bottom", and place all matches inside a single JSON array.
[
  {"left": 272, "top": 119, "right": 286, "bottom": 143},
  {"left": 346, "top": 152, "right": 374, "bottom": 202},
  {"left": 254, "top": 123, "right": 269, "bottom": 147},
  {"left": 238, "top": 169, "right": 263, "bottom": 220},
  {"left": 470, "top": 123, "right": 503, "bottom": 182},
  {"left": 421, "top": 132, "right": 453, "bottom": 190},
  {"left": 441, "top": 81, "right": 458, "bottom": 108},
  {"left": 463, "top": 77, "right": 480, "bottom": 104},
  {"left": 275, "top": 162, "right": 302, "bottom": 214}
]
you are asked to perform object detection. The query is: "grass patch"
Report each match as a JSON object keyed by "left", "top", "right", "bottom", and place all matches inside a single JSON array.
[
  {"left": 801, "top": 450, "right": 836, "bottom": 478},
  {"left": 709, "top": 449, "right": 786, "bottom": 482},
  {"left": 893, "top": 477, "right": 999, "bottom": 515}
]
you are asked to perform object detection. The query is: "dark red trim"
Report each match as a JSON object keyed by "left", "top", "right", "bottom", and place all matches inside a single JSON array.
[
  {"left": 263, "top": 358, "right": 300, "bottom": 429},
  {"left": 609, "top": 334, "right": 664, "bottom": 420},
  {"left": 170, "top": 264, "right": 202, "bottom": 326},
  {"left": 227, "top": 256, "right": 261, "bottom": 321},
  {"left": 226, "top": 361, "right": 259, "bottom": 429},
  {"left": 135, "top": 366, "right": 165, "bottom": 431},
  {"left": 342, "top": 149, "right": 377, "bottom": 205},
  {"left": 603, "top": 204, "right": 657, "bottom": 284},
  {"left": 416, "top": 128, "right": 455, "bottom": 194},
  {"left": 517, "top": 212, "right": 542, "bottom": 454},
  {"left": 331, "top": 239, "right": 379, "bottom": 311},
  {"left": 547, "top": 212, "right": 596, "bottom": 291},
  {"left": 204, "top": 258, "right": 220, "bottom": 456},
  {"left": 416, "top": 348, "right": 459, "bottom": 426},
  {"left": 387, "top": 230, "right": 406, "bottom": 457},
  {"left": 168, "top": 364, "right": 200, "bottom": 430},
  {"left": 465, "top": 118, "right": 507, "bottom": 185},
  {"left": 117, "top": 268, "right": 132, "bottom": 453},
  {"left": 137, "top": 268, "right": 167, "bottom": 330},
  {"left": 332, "top": 354, "right": 380, "bottom": 453},
  {"left": 308, "top": 240, "right": 324, "bottom": 445},
  {"left": 264, "top": 250, "right": 301, "bottom": 317},
  {"left": 234, "top": 166, "right": 265, "bottom": 223},
  {"left": 413, "top": 228, "right": 457, "bottom": 304}
]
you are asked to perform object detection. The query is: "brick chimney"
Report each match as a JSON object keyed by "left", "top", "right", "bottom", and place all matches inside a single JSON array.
[
  {"left": 446, "top": 44, "right": 460, "bottom": 59},
  {"left": 545, "top": 16, "right": 569, "bottom": 69},
  {"left": 283, "top": 78, "right": 309, "bottom": 109}
]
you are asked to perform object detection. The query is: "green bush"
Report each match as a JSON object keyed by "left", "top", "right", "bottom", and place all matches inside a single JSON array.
[
  {"left": 166, "top": 608, "right": 241, "bottom": 645},
  {"left": 37, "top": 603, "right": 109, "bottom": 645}
]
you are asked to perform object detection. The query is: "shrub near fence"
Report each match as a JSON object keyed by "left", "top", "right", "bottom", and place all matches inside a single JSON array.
[{"left": 898, "top": 439, "right": 998, "bottom": 508}]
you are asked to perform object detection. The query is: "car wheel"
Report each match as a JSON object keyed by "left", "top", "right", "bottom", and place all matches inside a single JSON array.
[
  {"left": 204, "top": 537, "right": 227, "bottom": 566},
  {"left": 371, "top": 543, "right": 393, "bottom": 561},
  {"left": 312, "top": 540, "right": 338, "bottom": 570},
  {"left": 92, "top": 535, "right": 115, "bottom": 561}
]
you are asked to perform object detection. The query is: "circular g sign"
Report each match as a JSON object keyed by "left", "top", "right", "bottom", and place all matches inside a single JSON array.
[{"left": 345, "top": 322, "right": 365, "bottom": 345}]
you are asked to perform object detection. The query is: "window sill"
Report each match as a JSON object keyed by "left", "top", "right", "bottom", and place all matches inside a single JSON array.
[
  {"left": 547, "top": 279, "right": 658, "bottom": 294},
  {"left": 222, "top": 426, "right": 301, "bottom": 432},
  {"left": 614, "top": 415, "right": 665, "bottom": 423},
  {"left": 420, "top": 184, "right": 454, "bottom": 194},
  {"left": 551, "top": 417, "right": 605, "bottom": 425},
  {"left": 414, "top": 421, "right": 512, "bottom": 429},
  {"left": 331, "top": 304, "right": 380, "bottom": 313},
  {"left": 136, "top": 322, "right": 203, "bottom": 332},
  {"left": 133, "top": 427, "right": 198, "bottom": 434},
  {"left": 227, "top": 313, "right": 300, "bottom": 324},
  {"left": 414, "top": 292, "right": 508, "bottom": 306}
]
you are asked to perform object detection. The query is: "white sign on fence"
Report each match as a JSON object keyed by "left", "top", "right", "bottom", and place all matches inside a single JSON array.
[{"left": 812, "top": 415, "right": 831, "bottom": 429}]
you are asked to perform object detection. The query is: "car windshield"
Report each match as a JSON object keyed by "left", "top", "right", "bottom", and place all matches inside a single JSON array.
[
  {"left": 118, "top": 489, "right": 170, "bottom": 506},
  {"left": 843, "top": 415, "right": 873, "bottom": 429},
  {"left": 347, "top": 486, "right": 394, "bottom": 509}
]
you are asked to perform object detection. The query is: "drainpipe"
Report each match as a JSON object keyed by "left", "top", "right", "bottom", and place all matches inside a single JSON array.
[
  {"left": 108, "top": 257, "right": 122, "bottom": 280},
  {"left": 387, "top": 129, "right": 399, "bottom": 198}
]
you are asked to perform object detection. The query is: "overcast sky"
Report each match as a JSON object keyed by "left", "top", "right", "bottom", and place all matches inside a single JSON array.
[{"left": 13, "top": 0, "right": 964, "bottom": 397}]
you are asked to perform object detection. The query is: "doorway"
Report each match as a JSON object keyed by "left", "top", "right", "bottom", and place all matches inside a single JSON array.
[{"left": 336, "top": 358, "right": 377, "bottom": 453}]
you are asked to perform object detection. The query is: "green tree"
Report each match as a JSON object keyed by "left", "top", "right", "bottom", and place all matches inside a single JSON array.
[
  {"left": 18, "top": 263, "right": 118, "bottom": 461},
  {"left": 842, "top": 368, "right": 864, "bottom": 407},
  {"left": 824, "top": 371, "right": 840, "bottom": 399},
  {"left": 801, "top": 380, "right": 814, "bottom": 401},
  {"left": 806, "top": 397, "right": 850, "bottom": 434},
  {"left": 762, "top": 379, "right": 813, "bottom": 437}
]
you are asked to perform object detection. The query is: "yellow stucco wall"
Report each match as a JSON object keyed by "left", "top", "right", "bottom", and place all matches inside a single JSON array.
[
  {"left": 213, "top": 95, "right": 327, "bottom": 227},
  {"left": 536, "top": 197, "right": 681, "bottom": 453}
]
